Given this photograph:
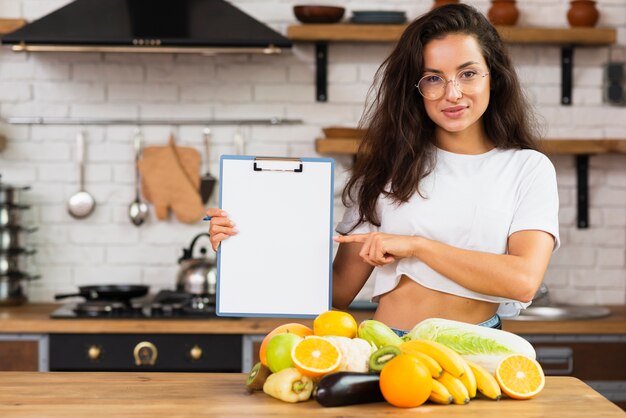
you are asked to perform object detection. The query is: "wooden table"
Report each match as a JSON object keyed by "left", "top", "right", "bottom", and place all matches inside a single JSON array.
[
  {"left": 1, "top": 304, "right": 625, "bottom": 334},
  {"left": 0, "top": 373, "right": 623, "bottom": 417}
]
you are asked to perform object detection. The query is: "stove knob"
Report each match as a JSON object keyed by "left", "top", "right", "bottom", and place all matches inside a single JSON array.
[
  {"left": 134, "top": 341, "right": 158, "bottom": 366},
  {"left": 189, "top": 345, "right": 203, "bottom": 361},
  {"left": 151, "top": 303, "right": 163, "bottom": 317},
  {"left": 87, "top": 345, "right": 102, "bottom": 361},
  {"left": 172, "top": 303, "right": 184, "bottom": 316},
  {"left": 131, "top": 303, "right": 144, "bottom": 317}
]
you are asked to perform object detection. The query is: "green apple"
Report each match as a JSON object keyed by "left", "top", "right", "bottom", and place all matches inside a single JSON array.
[{"left": 265, "top": 332, "right": 302, "bottom": 373}]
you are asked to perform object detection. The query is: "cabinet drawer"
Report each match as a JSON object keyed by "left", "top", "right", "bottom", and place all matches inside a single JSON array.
[
  {"left": 50, "top": 334, "right": 242, "bottom": 372},
  {"left": 533, "top": 341, "right": 626, "bottom": 380},
  {"left": 0, "top": 341, "right": 38, "bottom": 371}
]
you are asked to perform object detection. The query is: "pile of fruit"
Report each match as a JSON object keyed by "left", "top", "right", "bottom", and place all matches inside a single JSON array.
[{"left": 246, "top": 311, "right": 546, "bottom": 408}]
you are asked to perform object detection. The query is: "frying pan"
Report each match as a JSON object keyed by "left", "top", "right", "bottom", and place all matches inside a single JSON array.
[{"left": 54, "top": 285, "right": 149, "bottom": 302}]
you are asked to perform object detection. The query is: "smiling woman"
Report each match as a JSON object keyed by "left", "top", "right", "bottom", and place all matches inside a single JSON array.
[{"left": 330, "top": 3, "right": 560, "bottom": 332}]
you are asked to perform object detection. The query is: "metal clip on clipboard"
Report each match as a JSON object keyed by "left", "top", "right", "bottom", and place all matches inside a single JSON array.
[{"left": 253, "top": 157, "right": 303, "bottom": 173}]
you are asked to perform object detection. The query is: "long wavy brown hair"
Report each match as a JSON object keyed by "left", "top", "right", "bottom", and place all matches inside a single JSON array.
[{"left": 342, "top": 3, "right": 541, "bottom": 230}]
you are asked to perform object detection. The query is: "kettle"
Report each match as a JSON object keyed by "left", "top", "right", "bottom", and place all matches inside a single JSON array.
[{"left": 176, "top": 233, "right": 217, "bottom": 296}]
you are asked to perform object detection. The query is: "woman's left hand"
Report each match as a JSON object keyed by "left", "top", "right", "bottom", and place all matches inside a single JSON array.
[{"left": 333, "top": 233, "right": 420, "bottom": 267}]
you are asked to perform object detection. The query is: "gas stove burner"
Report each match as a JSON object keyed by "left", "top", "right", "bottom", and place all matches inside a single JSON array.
[
  {"left": 50, "top": 289, "right": 229, "bottom": 319},
  {"left": 72, "top": 300, "right": 146, "bottom": 318}
]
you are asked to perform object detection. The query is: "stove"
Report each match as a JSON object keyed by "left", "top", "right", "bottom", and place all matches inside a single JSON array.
[
  {"left": 48, "top": 290, "right": 243, "bottom": 372},
  {"left": 50, "top": 290, "right": 220, "bottom": 319}
]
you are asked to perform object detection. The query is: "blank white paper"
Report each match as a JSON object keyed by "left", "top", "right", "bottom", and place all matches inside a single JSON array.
[{"left": 217, "top": 156, "right": 334, "bottom": 317}]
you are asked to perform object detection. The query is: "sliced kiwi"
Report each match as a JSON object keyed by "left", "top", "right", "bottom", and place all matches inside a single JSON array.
[
  {"left": 246, "top": 362, "right": 272, "bottom": 391},
  {"left": 369, "top": 345, "right": 402, "bottom": 372}
]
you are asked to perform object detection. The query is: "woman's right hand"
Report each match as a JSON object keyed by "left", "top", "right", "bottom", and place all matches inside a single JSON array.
[{"left": 206, "top": 208, "right": 238, "bottom": 252}]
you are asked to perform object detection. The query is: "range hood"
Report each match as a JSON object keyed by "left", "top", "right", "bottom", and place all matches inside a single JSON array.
[{"left": 0, "top": 0, "right": 291, "bottom": 55}]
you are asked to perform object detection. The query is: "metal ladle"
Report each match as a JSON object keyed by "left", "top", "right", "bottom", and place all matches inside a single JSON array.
[
  {"left": 67, "top": 131, "right": 96, "bottom": 219},
  {"left": 128, "top": 128, "right": 149, "bottom": 226}
]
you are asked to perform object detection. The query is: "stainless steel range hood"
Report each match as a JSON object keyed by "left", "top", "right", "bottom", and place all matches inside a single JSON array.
[{"left": 0, "top": 0, "right": 291, "bottom": 55}]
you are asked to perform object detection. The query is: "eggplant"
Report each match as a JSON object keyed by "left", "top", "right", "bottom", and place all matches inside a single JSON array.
[{"left": 313, "top": 372, "right": 385, "bottom": 407}]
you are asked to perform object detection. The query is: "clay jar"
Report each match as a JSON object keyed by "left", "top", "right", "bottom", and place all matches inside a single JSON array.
[
  {"left": 488, "top": 0, "right": 520, "bottom": 26},
  {"left": 432, "top": 0, "right": 459, "bottom": 9},
  {"left": 567, "top": 0, "right": 599, "bottom": 27}
]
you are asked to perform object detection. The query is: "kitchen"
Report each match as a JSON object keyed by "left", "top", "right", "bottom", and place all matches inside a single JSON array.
[{"left": 1, "top": 0, "right": 626, "bottom": 416}]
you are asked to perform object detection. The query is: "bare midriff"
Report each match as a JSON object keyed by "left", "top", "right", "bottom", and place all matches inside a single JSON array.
[{"left": 373, "top": 275, "right": 499, "bottom": 330}]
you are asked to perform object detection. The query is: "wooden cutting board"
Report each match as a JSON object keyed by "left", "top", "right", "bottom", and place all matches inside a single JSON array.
[{"left": 0, "top": 18, "right": 26, "bottom": 35}]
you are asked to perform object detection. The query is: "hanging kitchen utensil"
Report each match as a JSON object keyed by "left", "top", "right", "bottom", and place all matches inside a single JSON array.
[
  {"left": 233, "top": 129, "right": 245, "bottom": 155},
  {"left": 199, "top": 127, "right": 218, "bottom": 204},
  {"left": 67, "top": 131, "right": 96, "bottom": 219},
  {"left": 128, "top": 128, "right": 150, "bottom": 226},
  {"left": 54, "top": 284, "right": 149, "bottom": 302}
]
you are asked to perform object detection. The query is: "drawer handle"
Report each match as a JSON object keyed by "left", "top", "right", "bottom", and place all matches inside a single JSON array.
[
  {"left": 134, "top": 341, "right": 158, "bottom": 366},
  {"left": 87, "top": 345, "right": 102, "bottom": 361},
  {"left": 536, "top": 347, "right": 573, "bottom": 375},
  {"left": 189, "top": 345, "right": 203, "bottom": 361}
]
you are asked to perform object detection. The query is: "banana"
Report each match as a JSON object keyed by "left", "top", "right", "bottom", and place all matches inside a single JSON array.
[
  {"left": 459, "top": 359, "right": 477, "bottom": 398},
  {"left": 429, "top": 379, "right": 453, "bottom": 405},
  {"left": 436, "top": 371, "right": 470, "bottom": 405},
  {"left": 465, "top": 359, "right": 501, "bottom": 400},
  {"left": 400, "top": 339, "right": 465, "bottom": 378},
  {"left": 399, "top": 344, "right": 443, "bottom": 378}
]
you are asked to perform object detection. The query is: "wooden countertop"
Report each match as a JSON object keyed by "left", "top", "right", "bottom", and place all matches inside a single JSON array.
[
  {"left": 1, "top": 304, "right": 625, "bottom": 335},
  {"left": 0, "top": 373, "right": 623, "bottom": 417}
]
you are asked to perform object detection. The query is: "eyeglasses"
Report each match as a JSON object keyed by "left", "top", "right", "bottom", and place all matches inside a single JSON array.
[{"left": 415, "top": 69, "right": 490, "bottom": 101}]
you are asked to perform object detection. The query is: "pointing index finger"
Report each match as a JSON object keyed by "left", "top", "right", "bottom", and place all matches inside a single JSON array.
[{"left": 333, "top": 234, "right": 368, "bottom": 243}]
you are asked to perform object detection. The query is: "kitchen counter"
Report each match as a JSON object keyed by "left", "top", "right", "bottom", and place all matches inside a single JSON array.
[
  {"left": 0, "top": 372, "right": 623, "bottom": 417},
  {"left": 0, "top": 304, "right": 625, "bottom": 334}
]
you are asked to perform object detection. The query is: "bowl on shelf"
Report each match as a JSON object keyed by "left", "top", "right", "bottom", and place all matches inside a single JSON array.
[{"left": 293, "top": 5, "right": 345, "bottom": 24}]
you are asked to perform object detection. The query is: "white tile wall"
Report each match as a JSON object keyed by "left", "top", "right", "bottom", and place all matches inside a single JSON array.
[{"left": 1, "top": 0, "right": 625, "bottom": 305}]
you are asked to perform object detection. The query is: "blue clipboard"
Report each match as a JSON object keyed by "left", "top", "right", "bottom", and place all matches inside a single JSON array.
[{"left": 216, "top": 155, "right": 334, "bottom": 317}]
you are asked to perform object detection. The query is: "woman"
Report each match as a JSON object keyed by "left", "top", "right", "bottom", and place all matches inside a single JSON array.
[{"left": 207, "top": 4, "right": 559, "bottom": 335}]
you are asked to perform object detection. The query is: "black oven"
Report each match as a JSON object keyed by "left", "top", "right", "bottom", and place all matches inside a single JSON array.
[
  {"left": 48, "top": 290, "right": 243, "bottom": 372},
  {"left": 49, "top": 333, "right": 242, "bottom": 372}
]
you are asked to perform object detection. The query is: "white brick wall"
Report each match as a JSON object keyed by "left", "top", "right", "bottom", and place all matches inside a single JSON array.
[{"left": 1, "top": 0, "right": 625, "bottom": 305}]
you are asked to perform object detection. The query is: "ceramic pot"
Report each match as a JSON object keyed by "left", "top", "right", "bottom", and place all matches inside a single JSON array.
[
  {"left": 432, "top": 0, "right": 459, "bottom": 10},
  {"left": 488, "top": 0, "right": 520, "bottom": 26},
  {"left": 567, "top": 0, "right": 599, "bottom": 27}
]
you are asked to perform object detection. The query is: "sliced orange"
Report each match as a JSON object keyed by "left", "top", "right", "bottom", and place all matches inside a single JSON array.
[
  {"left": 291, "top": 336, "right": 342, "bottom": 377},
  {"left": 495, "top": 354, "right": 545, "bottom": 400}
]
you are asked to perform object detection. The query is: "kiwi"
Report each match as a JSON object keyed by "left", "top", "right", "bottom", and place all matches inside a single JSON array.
[
  {"left": 368, "top": 345, "right": 401, "bottom": 372},
  {"left": 246, "top": 362, "right": 272, "bottom": 391}
]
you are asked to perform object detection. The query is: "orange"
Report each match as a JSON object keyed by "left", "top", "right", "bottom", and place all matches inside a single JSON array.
[
  {"left": 313, "top": 310, "right": 357, "bottom": 338},
  {"left": 291, "top": 336, "right": 342, "bottom": 377},
  {"left": 379, "top": 353, "right": 433, "bottom": 408},
  {"left": 495, "top": 354, "right": 545, "bottom": 400},
  {"left": 259, "top": 323, "right": 313, "bottom": 366}
]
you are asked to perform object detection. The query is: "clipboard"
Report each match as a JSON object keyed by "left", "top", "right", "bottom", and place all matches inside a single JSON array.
[{"left": 216, "top": 155, "right": 334, "bottom": 317}]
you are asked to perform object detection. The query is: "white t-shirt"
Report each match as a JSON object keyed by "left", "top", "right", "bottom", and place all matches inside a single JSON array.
[{"left": 336, "top": 147, "right": 560, "bottom": 318}]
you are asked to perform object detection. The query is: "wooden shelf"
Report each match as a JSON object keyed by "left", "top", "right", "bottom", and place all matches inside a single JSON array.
[
  {"left": 316, "top": 138, "right": 626, "bottom": 155},
  {"left": 317, "top": 137, "right": 626, "bottom": 230},
  {"left": 288, "top": 24, "right": 617, "bottom": 104},
  {"left": 288, "top": 24, "right": 617, "bottom": 45},
  {"left": 0, "top": 18, "right": 26, "bottom": 36}
]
